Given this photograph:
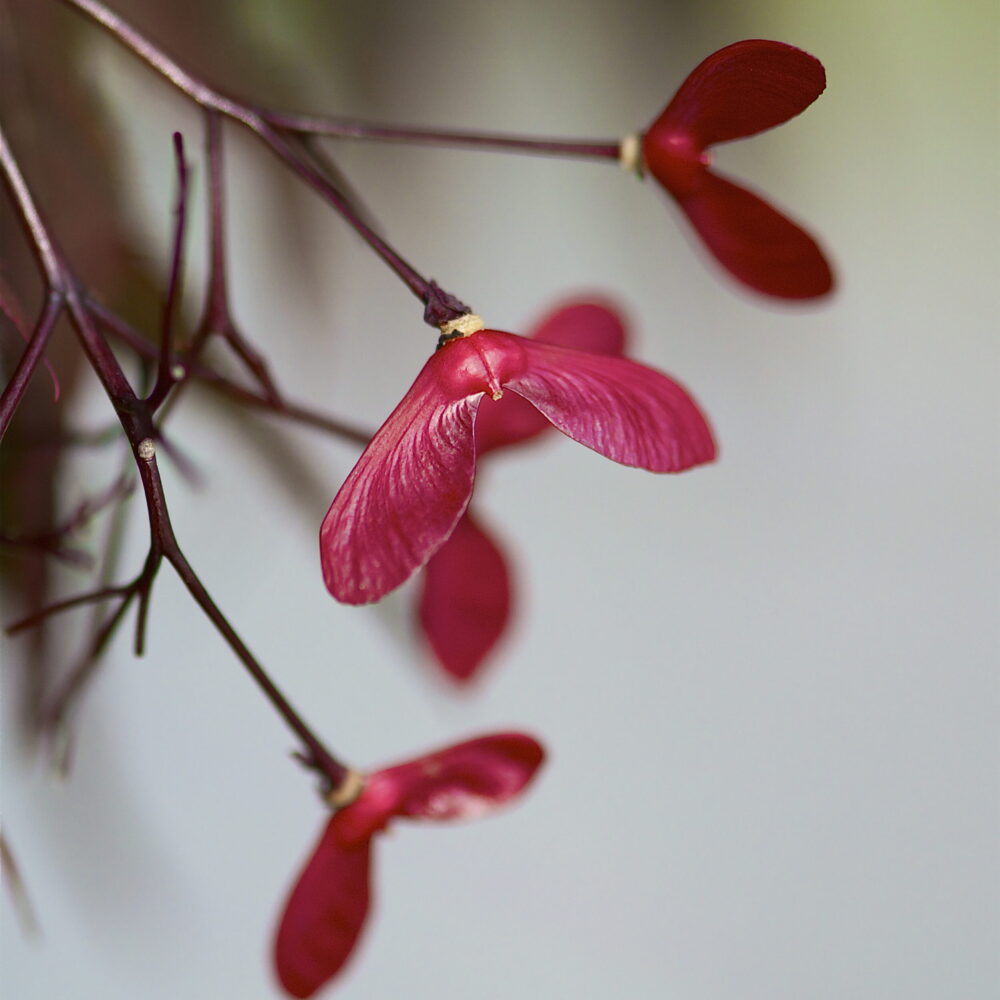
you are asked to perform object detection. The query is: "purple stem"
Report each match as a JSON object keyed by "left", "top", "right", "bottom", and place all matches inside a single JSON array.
[
  {"left": 0, "top": 127, "right": 69, "bottom": 441},
  {"left": 89, "top": 296, "right": 371, "bottom": 446},
  {"left": 252, "top": 118, "right": 438, "bottom": 304},
  {"left": 145, "top": 132, "right": 189, "bottom": 411},
  {"left": 44, "top": 590, "right": 139, "bottom": 733},
  {"left": 7, "top": 585, "right": 131, "bottom": 634},
  {"left": 184, "top": 111, "right": 281, "bottom": 403},
  {"left": 56, "top": 0, "right": 470, "bottom": 324},
  {"left": 263, "top": 112, "right": 622, "bottom": 162},
  {"left": 1, "top": 119, "right": 349, "bottom": 793},
  {"left": 139, "top": 455, "right": 348, "bottom": 787},
  {"left": 197, "top": 111, "right": 230, "bottom": 340},
  {"left": 0, "top": 293, "right": 63, "bottom": 440}
]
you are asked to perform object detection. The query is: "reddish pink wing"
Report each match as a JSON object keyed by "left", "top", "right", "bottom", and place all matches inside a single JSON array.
[
  {"left": 505, "top": 341, "right": 717, "bottom": 472},
  {"left": 320, "top": 356, "right": 482, "bottom": 604},
  {"left": 417, "top": 510, "right": 512, "bottom": 683},
  {"left": 376, "top": 733, "right": 545, "bottom": 823},
  {"left": 475, "top": 302, "right": 628, "bottom": 455},
  {"left": 650, "top": 39, "right": 826, "bottom": 148},
  {"left": 531, "top": 300, "right": 627, "bottom": 356},
  {"left": 677, "top": 169, "right": 834, "bottom": 299},
  {"left": 473, "top": 389, "right": 551, "bottom": 457},
  {"left": 273, "top": 818, "right": 373, "bottom": 999},
  {"left": 273, "top": 732, "right": 544, "bottom": 996}
]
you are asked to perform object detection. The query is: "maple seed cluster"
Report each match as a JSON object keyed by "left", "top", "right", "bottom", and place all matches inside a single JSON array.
[
  {"left": 0, "top": 8, "right": 833, "bottom": 995},
  {"left": 279, "top": 39, "right": 833, "bottom": 997}
]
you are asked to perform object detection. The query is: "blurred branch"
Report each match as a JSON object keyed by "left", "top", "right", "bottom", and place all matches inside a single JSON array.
[
  {"left": 58, "top": 0, "right": 472, "bottom": 325},
  {"left": 88, "top": 295, "right": 370, "bottom": 446},
  {"left": 1, "top": 832, "right": 40, "bottom": 938},
  {"left": 2, "top": 120, "right": 350, "bottom": 794},
  {"left": 0, "top": 474, "right": 133, "bottom": 568},
  {"left": 264, "top": 110, "right": 621, "bottom": 161}
]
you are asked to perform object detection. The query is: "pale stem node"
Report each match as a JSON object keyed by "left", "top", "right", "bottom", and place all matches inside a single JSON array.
[
  {"left": 619, "top": 132, "right": 645, "bottom": 177},
  {"left": 325, "top": 768, "right": 366, "bottom": 809},
  {"left": 438, "top": 313, "right": 486, "bottom": 340}
]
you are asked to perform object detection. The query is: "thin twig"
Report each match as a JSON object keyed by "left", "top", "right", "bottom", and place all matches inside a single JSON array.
[
  {"left": 0, "top": 474, "right": 134, "bottom": 568},
  {"left": 0, "top": 292, "right": 64, "bottom": 439},
  {"left": 1, "top": 119, "right": 350, "bottom": 794},
  {"left": 0, "top": 125, "right": 69, "bottom": 439},
  {"left": 184, "top": 112, "right": 282, "bottom": 403},
  {"left": 57, "top": 0, "right": 470, "bottom": 325},
  {"left": 42, "top": 449, "right": 135, "bottom": 748},
  {"left": 263, "top": 111, "right": 622, "bottom": 162},
  {"left": 287, "top": 131, "right": 385, "bottom": 238},
  {"left": 1, "top": 833, "right": 41, "bottom": 938},
  {"left": 194, "top": 111, "right": 229, "bottom": 345},
  {"left": 145, "top": 132, "right": 189, "bottom": 411},
  {"left": 89, "top": 295, "right": 371, "bottom": 446},
  {"left": 41, "top": 588, "right": 140, "bottom": 733},
  {"left": 7, "top": 584, "right": 132, "bottom": 635}
]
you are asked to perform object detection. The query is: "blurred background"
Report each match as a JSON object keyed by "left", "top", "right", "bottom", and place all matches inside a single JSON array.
[{"left": 2, "top": 0, "right": 997, "bottom": 998}]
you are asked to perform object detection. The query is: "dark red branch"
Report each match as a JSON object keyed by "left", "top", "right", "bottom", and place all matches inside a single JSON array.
[
  {"left": 145, "top": 132, "right": 189, "bottom": 411},
  {"left": 290, "top": 132, "right": 384, "bottom": 237},
  {"left": 196, "top": 111, "right": 230, "bottom": 342},
  {"left": 7, "top": 584, "right": 132, "bottom": 635},
  {"left": 186, "top": 112, "right": 281, "bottom": 402},
  {"left": 263, "top": 111, "right": 622, "bottom": 162},
  {"left": 42, "top": 589, "right": 139, "bottom": 732},
  {"left": 57, "top": 0, "right": 470, "bottom": 327},
  {"left": 0, "top": 474, "right": 134, "bottom": 568},
  {"left": 89, "top": 295, "right": 371, "bottom": 446},
  {"left": 1, "top": 119, "right": 350, "bottom": 795},
  {"left": 0, "top": 292, "right": 64, "bottom": 440}
]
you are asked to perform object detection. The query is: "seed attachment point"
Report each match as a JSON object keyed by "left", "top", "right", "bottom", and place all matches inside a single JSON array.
[
  {"left": 619, "top": 133, "right": 645, "bottom": 177},
  {"left": 325, "top": 768, "right": 366, "bottom": 809},
  {"left": 437, "top": 313, "right": 486, "bottom": 349}
]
